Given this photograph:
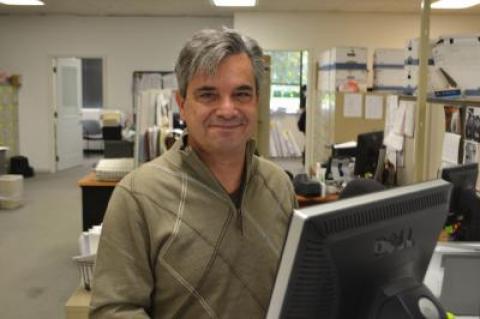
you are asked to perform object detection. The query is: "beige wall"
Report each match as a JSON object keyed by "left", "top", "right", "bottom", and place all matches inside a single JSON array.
[
  {"left": 0, "top": 16, "right": 232, "bottom": 172},
  {"left": 234, "top": 12, "right": 480, "bottom": 107},
  {"left": 2, "top": 12, "right": 479, "bottom": 171},
  {"left": 234, "top": 12, "right": 480, "bottom": 61},
  {"left": 234, "top": 12, "right": 480, "bottom": 167}
]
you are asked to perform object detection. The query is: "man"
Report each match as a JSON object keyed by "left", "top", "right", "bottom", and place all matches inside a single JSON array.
[{"left": 90, "top": 28, "right": 297, "bottom": 318}]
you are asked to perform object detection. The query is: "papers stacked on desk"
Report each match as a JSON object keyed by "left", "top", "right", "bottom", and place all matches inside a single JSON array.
[{"left": 95, "top": 158, "right": 134, "bottom": 181}]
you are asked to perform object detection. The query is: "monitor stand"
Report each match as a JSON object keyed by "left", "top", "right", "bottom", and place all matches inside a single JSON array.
[{"left": 370, "top": 280, "right": 447, "bottom": 319}]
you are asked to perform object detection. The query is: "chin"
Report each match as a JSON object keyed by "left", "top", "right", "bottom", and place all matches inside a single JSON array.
[{"left": 210, "top": 140, "right": 247, "bottom": 153}]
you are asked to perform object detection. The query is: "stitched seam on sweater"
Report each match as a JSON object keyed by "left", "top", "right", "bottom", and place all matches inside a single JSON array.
[
  {"left": 122, "top": 184, "right": 267, "bottom": 313},
  {"left": 159, "top": 172, "right": 187, "bottom": 258},
  {"left": 243, "top": 208, "right": 281, "bottom": 257},
  {"left": 192, "top": 210, "right": 234, "bottom": 293},
  {"left": 147, "top": 163, "right": 229, "bottom": 205},
  {"left": 171, "top": 210, "right": 234, "bottom": 319},
  {"left": 157, "top": 173, "right": 218, "bottom": 319},
  {"left": 122, "top": 186, "right": 217, "bottom": 256},
  {"left": 123, "top": 168, "right": 269, "bottom": 312},
  {"left": 159, "top": 260, "right": 217, "bottom": 319},
  {"left": 255, "top": 172, "right": 290, "bottom": 218}
]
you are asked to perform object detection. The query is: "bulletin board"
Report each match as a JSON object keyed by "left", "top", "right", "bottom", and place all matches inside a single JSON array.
[{"left": 333, "top": 92, "right": 385, "bottom": 143}]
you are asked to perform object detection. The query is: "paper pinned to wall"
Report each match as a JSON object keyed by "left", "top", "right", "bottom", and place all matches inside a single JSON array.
[
  {"left": 384, "top": 132, "right": 404, "bottom": 151},
  {"left": 393, "top": 102, "right": 407, "bottom": 135},
  {"left": 442, "top": 132, "right": 461, "bottom": 166},
  {"left": 385, "top": 95, "right": 399, "bottom": 136},
  {"left": 343, "top": 93, "right": 362, "bottom": 118},
  {"left": 386, "top": 148, "right": 397, "bottom": 168},
  {"left": 365, "top": 95, "right": 383, "bottom": 119},
  {"left": 403, "top": 101, "right": 416, "bottom": 137}
]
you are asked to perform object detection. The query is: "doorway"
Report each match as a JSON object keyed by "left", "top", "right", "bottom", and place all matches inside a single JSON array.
[{"left": 52, "top": 57, "right": 104, "bottom": 171}]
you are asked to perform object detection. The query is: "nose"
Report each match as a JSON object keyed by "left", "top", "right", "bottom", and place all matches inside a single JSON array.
[{"left": 217, "top": 96, "right": 238, "bottom": 118}]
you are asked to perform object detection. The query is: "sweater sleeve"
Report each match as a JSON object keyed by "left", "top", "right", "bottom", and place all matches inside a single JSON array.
[{"left": 89, "top": 184, "right": 153, "bottom": 318}]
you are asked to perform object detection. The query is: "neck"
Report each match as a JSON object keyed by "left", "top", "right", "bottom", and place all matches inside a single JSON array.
[{"left": 195, "top": 146, "right": 247, "bottom": 194}]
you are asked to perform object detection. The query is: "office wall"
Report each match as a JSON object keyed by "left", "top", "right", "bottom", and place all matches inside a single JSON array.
[
  {"left": 0, "top": 16, "right": 232, "bottom": 172},
  {"left": 234, "top": 12, "right": 480, "bottom": 166},
  {"left": 234, "top": 12, "right": 480, "bottom": 62}
]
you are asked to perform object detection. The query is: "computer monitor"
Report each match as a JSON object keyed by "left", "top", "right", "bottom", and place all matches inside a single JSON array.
[
  {"left": 354, "top": 131, "right": 384, "bottom": 177},
  {"left": 441, "top": 163, "right": 480, "bottom": 241},
  {"left": 267, "top": 179, "right": 452, "bottom": 319},
  {"left": 441, "top": 163, "right": 477, "bottom": 213}
]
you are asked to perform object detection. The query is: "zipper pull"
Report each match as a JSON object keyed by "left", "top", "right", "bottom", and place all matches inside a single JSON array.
[{"left": 237, "top": 208, "right": 244, "bottom": 235}]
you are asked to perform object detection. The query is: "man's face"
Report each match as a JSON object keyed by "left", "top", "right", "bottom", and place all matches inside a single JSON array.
[{"left": 177, "top": 53, "right": 258, "bottom": 156}]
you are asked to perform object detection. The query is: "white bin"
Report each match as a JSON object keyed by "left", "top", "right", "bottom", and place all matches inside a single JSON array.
[
  {"left": 0, "top": 174, "right": 23, "bottom": 198},
  {"left": 0, "top": 195, "right": 23, "bottom": 209}
]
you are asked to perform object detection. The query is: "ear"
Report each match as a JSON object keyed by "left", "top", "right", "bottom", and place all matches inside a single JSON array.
[{"left": 175, "top": 90, "right": 186, "bottom": 120}]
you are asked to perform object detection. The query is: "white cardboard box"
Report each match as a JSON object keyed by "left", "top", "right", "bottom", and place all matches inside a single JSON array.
[
  {"left": 318, "top": 69, "right": 368, "bottom": 92},
  {"left": 404, "top": 65, "right": 448, "bottom": 92},
  {"left": 433, "top": 34, "right": 480, "bottom": 91},
  {"left": 319, "top": 50, "right": 331, "bottom": 68},
  {"left": 330, "top": 47, "right": 368, "bottom": 65},
  {"left": 405, "top": 38, "right": 435, "bottom": 62},
  {"left": 374, "top": 48, "right": 404, "bottom": 66},
  {"left": 317, "top": 70, "right": 332, "bottom": 91},
  {"left": 319, "top": 47, "right": 368, "bottom": 67},
  {"left": 374, "top": 68, "right": 405, "bottom": 88}
]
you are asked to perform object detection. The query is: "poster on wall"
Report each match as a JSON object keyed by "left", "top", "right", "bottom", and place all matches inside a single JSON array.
[
  {"left": 463, "top": 106, "right": 480, "bottom": 192},
  {"left": 444, "top": 105, "right": 462, "bottom": 135},
  {"left": 463, "top": 140, "right": 480, "bottom": 164},
  {"left": 465, "top": 106, "right": 480, "bottom": 142}
]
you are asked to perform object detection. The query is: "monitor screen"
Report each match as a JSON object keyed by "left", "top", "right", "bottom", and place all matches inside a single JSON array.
[
  {"left": 441, "top": 163, "right": 480, "bottom": 241},
  {"left": 354, "top": 131, "right": 384, "bottom": 177},
  {"left": 267, "top": 179, "right": 452, "bottom": 319},
  {"left": 441, "top": 163, "right": 478, "bottom": 213}
]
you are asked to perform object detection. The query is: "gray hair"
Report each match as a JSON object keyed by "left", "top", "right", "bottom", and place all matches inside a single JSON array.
[{"left": 175, "top": 28, "right": 265, "bottom": 98}]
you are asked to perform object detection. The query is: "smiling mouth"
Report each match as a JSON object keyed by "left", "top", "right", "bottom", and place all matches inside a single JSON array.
[{"left": 210, "top": 124, "right": 243, "bottom": 130}]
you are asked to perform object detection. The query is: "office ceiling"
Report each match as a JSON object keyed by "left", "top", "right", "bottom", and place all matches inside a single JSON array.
[{"left": 1, "top": 0, "right": 480, "bottom": 16}]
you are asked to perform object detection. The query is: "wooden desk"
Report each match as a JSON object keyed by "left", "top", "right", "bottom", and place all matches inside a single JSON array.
[
  {"left": 78, "top": 172, "right": 118, "bottom": 231},
  {"left": 296, "top": 193, "right": 339, "bottom": 207},
  {"left": 65, "top": 287, "right": 91, "bottom": 319}
]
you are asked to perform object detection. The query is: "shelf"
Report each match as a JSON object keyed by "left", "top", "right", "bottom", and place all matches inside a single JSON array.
[{"left": 399, "top": 95, "right": 480, "bottom": 107}]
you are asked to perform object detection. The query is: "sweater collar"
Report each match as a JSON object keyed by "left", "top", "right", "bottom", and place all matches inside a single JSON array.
[{"left": 168, "top": 133, "right": 257, "bottom": 194}]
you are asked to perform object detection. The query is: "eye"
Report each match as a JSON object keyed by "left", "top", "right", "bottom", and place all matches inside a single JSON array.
[
  {"left": 196, "top": 91, "right": 218, "bottom": 102},
  {"left": 235, "top": 91, "right": 253, "bottom": 102}
]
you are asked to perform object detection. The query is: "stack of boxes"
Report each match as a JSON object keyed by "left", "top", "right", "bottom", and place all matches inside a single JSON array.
[
  {"left": 404, "top": 38, "right": 447, "bottom": 95},
  {"left": 0, "top": 174, "right": 23, "bottom": 209},
  {"left": 432, "top": 35, "right": 480, "bottom": 97},
  {"left": 372, "top": 48, "right": 404, "bottom": 92},
  {"left": 317, "top": 47, "right": 368, "bottom": 92}
]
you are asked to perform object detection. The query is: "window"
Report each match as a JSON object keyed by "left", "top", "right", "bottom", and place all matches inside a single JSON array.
[
  {"left": 265, "top": 50, "right": 308, "bottom": 114},
  {"left": 81, "top": 58, "right": 103, "bottom": 108}
]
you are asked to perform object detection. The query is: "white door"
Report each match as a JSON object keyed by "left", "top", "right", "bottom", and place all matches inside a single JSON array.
[{"left": 54, "top": 57, "right": 83, "bottom": 170}]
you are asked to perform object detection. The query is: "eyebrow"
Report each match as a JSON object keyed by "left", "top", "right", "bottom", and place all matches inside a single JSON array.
[
  {"left": 235, "top": 85, "right": 254, "bottom": 91},
  {"left": 194, "top": 86, "right": 217, "bottom": 93},
  {"left": 194, "top": 85, "right": 255, "bottom": 93}
]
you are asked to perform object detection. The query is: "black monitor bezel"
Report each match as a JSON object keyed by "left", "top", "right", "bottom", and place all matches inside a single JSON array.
[{"left": 267, "top": 180, "right": 452, "bottom": 319}]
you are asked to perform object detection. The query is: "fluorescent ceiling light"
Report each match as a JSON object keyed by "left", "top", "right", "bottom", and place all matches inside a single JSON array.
[
  {"left": 0, "top": 0, "right": 44, "bottom": 5},
  {"left": 212, "top": 0, "right": 256, "bottom": 7},
  {"left": 432, "top": 0, "right": 480, "bottom": 9}
]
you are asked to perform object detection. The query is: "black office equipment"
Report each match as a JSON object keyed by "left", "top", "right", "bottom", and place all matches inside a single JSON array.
[
  {"left": 441, "top": 163, "right": 480, "bottom": 241},
  {"left": 9, "top": 155, "right": 34, "bottom": 177},
  {"left": 293, "top": 174, "right": 321, "bottom": 197},
  {"left": 102, "top": 126, "right": 122, "bottom": 140},
  {"left": 267, "top": 179, "right": 452, "bottom": 319},
  {"left": 354, "top": 130, "right": 384, "bottom": 177}
]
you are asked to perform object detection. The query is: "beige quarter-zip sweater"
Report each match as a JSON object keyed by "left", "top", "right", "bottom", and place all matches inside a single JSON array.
[{"left": 90, "top": 137, "right": 296, "bottom": 318}]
